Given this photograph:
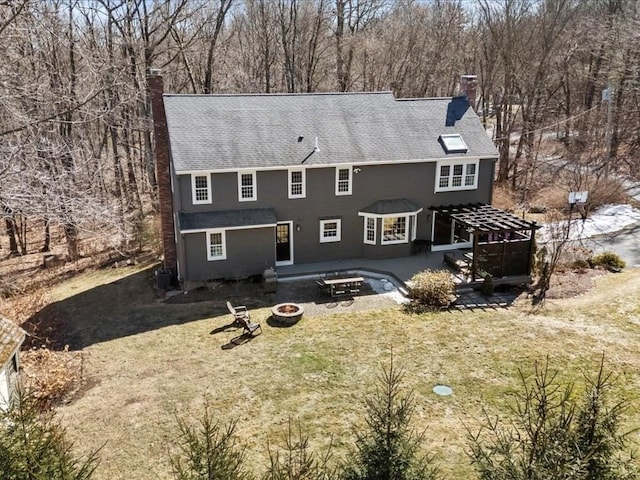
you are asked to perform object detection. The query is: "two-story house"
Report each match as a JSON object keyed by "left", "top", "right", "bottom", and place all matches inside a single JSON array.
[{"left": 149, "top": 74, "right": 534, "bottom": 283}]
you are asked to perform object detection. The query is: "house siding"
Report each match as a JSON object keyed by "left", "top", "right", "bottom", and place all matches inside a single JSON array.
[
  {"left": 175, "top": 159, "right": 494, "bottom": 278},
  {"left": 0, "top": 363, "right": 9, "bottom": 410},
  {"left": 182, "top": 227, "right": 275, "bottom": 281},
  {"left": 0, "top": 350, "right": 19, "bottom": 411}
]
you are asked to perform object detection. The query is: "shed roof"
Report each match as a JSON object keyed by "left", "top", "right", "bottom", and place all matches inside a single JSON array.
[
  {"left": 179, "top": 208, "right": 277, "bottom": 232},
  {"left": 359, "top": 199, "right": 423, "bottom": 216},
  {"left": 163, "top": 92, "right": 499, "bottom": 173},
  {"left": 0, "top": 316, "right": 25, "bottom": 367}
]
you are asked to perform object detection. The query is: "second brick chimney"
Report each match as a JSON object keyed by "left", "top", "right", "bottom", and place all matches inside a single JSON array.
[{"left": 148, "top": 71, "right": 178, "bottom": 277}]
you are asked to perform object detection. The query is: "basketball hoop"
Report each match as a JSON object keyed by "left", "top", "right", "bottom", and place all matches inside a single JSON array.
[
  {"left": 568, "top": 191, "right": 589, "bottom": 222},
  {"left": 568, "top": 191, "right": 588, "bottom": 205}
]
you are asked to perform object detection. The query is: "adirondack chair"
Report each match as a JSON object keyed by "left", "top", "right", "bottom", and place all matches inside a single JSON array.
[
  {"left": 226, "top": 301, "right": 261, "bottom": 336},
  {"left": 236, "top": 314, "right": 262, "bottom": 337},
  {"left": 226, "top": 301, "right": 249, "bottom": 327}
]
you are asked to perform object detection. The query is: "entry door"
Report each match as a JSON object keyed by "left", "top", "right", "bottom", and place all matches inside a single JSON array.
[
  {"left": 431, "top": 212, "right": 473, "bottom": 251},
  {"left": 276, "top": 221, "right": 293, "bottom": 266}
]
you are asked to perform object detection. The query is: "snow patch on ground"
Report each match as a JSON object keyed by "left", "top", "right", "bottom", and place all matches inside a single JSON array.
[
  {"left": 539, "top": 204, "right": 640, "bottom": 243},
  {"left": 368, "top": 277, "right": 409, "bottom": 304}
]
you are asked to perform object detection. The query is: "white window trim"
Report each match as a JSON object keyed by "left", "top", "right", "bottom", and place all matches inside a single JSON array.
[
  {"left": 191, "top": 173, "right": 212, "bottom": 205},
  {"left": 238, "top": 170, "right": 257, "bottom": 201},
  {"left": 363, "top": 215, "right": 376, "bottom": 245},
  {"left": 288, "top": 168, "right": 306, "bottom": 199},
  {"left": 320, "top": 219, "right": 341, "bottom": 243},
  {"left": 275, "top": 221, "right": 294, "bottom": 266},
  {"left": 411, "top": 214, "right": 417, "bottom": 241},
  {"left": 435, "top": 159, "right": 479, "bottom": 192},
  {"left": 381, "top": 215, "right": 409, "bottom": 245},
  {"left": 335, "top": 166, "right": 352, "bottom": 196},
  {"left": 206, "top": 229, "right": 227, "bottom": 261}
]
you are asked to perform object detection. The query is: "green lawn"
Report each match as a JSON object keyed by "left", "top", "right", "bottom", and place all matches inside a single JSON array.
[{"left": 51, "top": 265, "right": 640, "bottom": 479}]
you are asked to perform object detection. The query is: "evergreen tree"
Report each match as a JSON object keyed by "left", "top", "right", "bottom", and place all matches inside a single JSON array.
[
  {"left": 341, "top": 356, "right": 440, "bottom": 480},
  {"left": 575, "top": 358, "right": 638, "bottom": 480},
  {"left": 468, "top": 357, "right": 639, "bottom": 480},
  {"left": 0, "top": 390, "right": 100, "bottom": 480},
  {"left": 263, "top": 417, "right": 337, "bottom": 480},
  {"left": 170, "top": 395, "right": 251, "bottom": 480}
]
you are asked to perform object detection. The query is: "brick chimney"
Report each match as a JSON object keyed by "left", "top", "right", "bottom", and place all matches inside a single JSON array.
[
  {"left": 148, "top": 70, "right": 178, "bottom": 276},
  {"left": 459, "top": 74, "right": 477, "bottom": 111}
]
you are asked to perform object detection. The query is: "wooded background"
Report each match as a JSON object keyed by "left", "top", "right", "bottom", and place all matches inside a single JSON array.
[{"left": 1, "top": 0, "right": 638, "bottom": 259}]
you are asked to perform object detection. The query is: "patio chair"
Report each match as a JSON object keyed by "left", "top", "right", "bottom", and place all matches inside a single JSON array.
[
  {"left": 226, "top": 301, "right": 250, "bottom": 327},
  {"left": 236, "top": 314, "right": 262, "bottom": 337}
]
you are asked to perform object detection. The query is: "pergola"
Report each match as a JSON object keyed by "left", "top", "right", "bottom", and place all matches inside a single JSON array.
[{"left": 430, "top": 204, "right": 539, "bottom": 281}]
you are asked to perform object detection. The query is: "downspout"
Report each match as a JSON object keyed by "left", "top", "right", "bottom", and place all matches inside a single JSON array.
[{"left": 471, "top": 231, "right": 479, "bottom": 281}]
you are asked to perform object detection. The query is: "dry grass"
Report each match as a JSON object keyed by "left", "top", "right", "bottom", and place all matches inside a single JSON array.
[
  {"left": 43, "top": 265, "right": 640, "bottom": 480},
  {"left": 531, "top": 171, "right": 628, "bottom": 212},
  {"left": 21, "top": 346, "right": 84, "bottom": 409},
  {"left": 491, "top": 184, "right": 518, "bottom": 211}
]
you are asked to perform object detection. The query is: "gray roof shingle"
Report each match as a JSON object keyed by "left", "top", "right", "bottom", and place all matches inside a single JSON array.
[
  {"left": 0, "top": 316, "right": 25, "bottom": 367},
  {"left": 359, "top": 199, "right": 423, "bottom": 215},
  {"left": 179, "top": 208, "right": 277, "bottom": 231},
  {"left": 163, "top": 92, "right": 498, "bottom": 172}
]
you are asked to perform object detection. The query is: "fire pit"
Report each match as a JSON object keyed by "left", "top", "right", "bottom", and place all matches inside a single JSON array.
[{"left": 271, "top": 302, "right": 304, "bottom": 327}]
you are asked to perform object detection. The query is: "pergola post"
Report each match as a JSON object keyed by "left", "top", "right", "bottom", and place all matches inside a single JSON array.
[
  {"left": 527, "top": 222, "right": 538, "bottom": 275},
  {"left": 471, "top": 232, "right": 479, "bottom": 281}
]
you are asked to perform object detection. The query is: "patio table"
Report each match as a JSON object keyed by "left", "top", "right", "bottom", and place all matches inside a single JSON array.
[{"left": 317, "top": 276, "right": 364, "bottom": 297}]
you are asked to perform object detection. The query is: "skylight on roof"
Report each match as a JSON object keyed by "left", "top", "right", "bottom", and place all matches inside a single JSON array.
[{"left": 439, "top": 134, "right": 468, "bottom": 154}]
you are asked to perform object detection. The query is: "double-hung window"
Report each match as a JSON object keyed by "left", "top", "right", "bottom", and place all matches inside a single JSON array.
[
  {"left": 192, "top": 173, "right": 212, "bottom": 204},
  {"left": 238, "top": 171, "right": 257, "bottom": 201},
  {"left": 288, "top": 169, "right": 306, "bottom": 199},
  {"left": 364, "top": 216, "right": 376, "bottom": 245},
  {"left": 320, "top": 219, "right": 341, "bottom": 243},
  {"left": 464, "top": 163, "right": 476, "bottom": 186},
  {"left": 435, "top": 160, "right": 478, "bottom": 192},
  {"left": 206, "top": 230, "right": 226, "bottom": 261},
  {"left": 381, "top": 216, "right": 407, "bottom": 244},
  {"left": 335, "top": 167, "right": 352, "bottom": 195}
]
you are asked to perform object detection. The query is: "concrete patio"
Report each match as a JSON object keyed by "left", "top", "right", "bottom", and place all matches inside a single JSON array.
[
  {"left": 276, "top": 250, "right": 447, "bottom": 284},
  {"left": 275, "top": 250, "right": 525, "bottom": 310}
]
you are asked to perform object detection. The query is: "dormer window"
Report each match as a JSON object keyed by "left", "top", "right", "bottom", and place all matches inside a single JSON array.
[{"left": 439, "top": 134, "right": 468, "bottom": 154}]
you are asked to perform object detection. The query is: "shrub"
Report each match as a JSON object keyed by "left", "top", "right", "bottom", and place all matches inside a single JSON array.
[
  {"left": 572, "top": 259, "right": 591, "bottom": 271},
  {"left": 479, "top": 272, "right": 494, "bottom": 296},
  {"left": 20, "top": 346, "right": 83, "bottom": 409},
  {"left": 407, "top": 270, "right": 455, "bottom": 308},
  {"left": 591, "top": 251, "right": 626, "bottom": 272},
  {"left": 560, "top": 245, "right": 593, "bottom": 271},
  {"left": 528, "top": 204, "right": 547, "bottom": 214}
]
